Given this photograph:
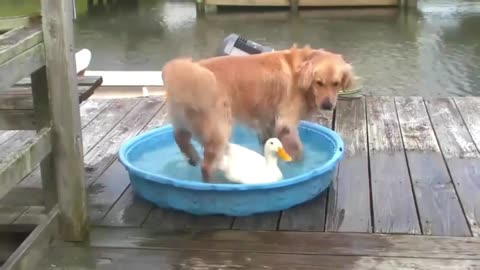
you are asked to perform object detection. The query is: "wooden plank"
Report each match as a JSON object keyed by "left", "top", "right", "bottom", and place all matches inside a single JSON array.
[
  {"left": 0, "top": 131, "right": 18, "bottom": 145},
  {"left": 38, "top": 245, "right": 480, "bottom": 270},
  {"left": 13, "top": 76, "right": 102, "bottom": 105},
  {"left": 0, "top": 224, "right": 34, "bottom": 233},
  {"left": 425, "top": 98, "right": 480, "bottom": 237},
  {"left": 0, "top": 24, "right": 43, "bottom": 65},
  {"left": 231, "top": 212, "right": 279, "bottom": 230},
  {"left": 0, "top": 83, "right": 103, "bottom": 110},
  {"left": 144, "top": 210, "right": 234, "bottom": 231},
  {"left": 14, "top": 98, "right": 139, "bottom": 216},
  {"left": 88, "top": 160, "right": 135, "bottom": 223},
  {"left": 90, "top": 104, "right": 168, "bottom": 224},
  {"left": 325, "top": 98, "right": 371, "bottom": 233},
  {"left": 90, "top": 227, "right": 480, "bottom": 260},
  {"left": 0, "top": 16, "right": 32, "bottom": 32},
  {"left": 396, "top": 97, "right": 470, "bottom": 237},
  {"left": 16, "top": 75, "right": 102, "bottom": 87},
  {"left": 0, "top": 187, "right": 43, "bottom": 206},
  {"left": 8, "top": 97, "right": 152, "bottom": 229},
  {"left": 0, "top": 100, "right": 113, "bottom": 223},
  {"left": 0, "top": 131, "right": 36, "bottom": 164},
  {"left": 0, "top": 109, "right": 36, "bottom": 130},
  {"left": 0, "top": 95, "right": 32, "bottom": 110},
  {"left": 13, "top": 98, "right": 118, "bottom": 189},
  {"left": 0, "top": 43, "right": 45, "bottom": 92},
  {"left": 83, "top": 97, "right": 163, "bottom": 187},
  {"left": 0, "top": 127, "right": 51, "bottom": 200},
  {"left": 31, "top": 66, "right": 57, "bottom": 211},
  {"left": 1, "top": 99, "right": 135, "bottom": 226},
  {"left": 76, "top": 99, "right": 113, "bottom": 128},
  {"left": 99, "top": 185, "right": 153, "bottom": 227},
  {"left": 2, "top": 206, "right": 58, "bottom": 270},
  {"left": 366, "top": 96, "right": 420, "bottom": 234},
  {"left": 13, "top": 206, "right": 46, "bottom": 225},
  {"left": 81, "top": 98, "right": 141, "bottom": 157},
  {"left": 0, "top": 207, "right": 28, "bottom": 225},
  {"left": 40, "top": 0, "right": 88, "bottom": 241},
  {"left": 454, "top": 97, "right": 480, "bottom": 153},
  {"left": 277, "top": 110, "right": 333, "bottom": 231}
]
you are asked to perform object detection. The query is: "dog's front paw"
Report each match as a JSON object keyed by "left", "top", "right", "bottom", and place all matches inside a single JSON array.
[
  {"left": 181, "top": 151, "right": 200, "bottom": 167},
  {"left": 188, "top": 158, "right": 199, "bottom": 167}
]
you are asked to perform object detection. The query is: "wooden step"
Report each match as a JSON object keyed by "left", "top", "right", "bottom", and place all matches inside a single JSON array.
[
  {"left": 0, "top": 128, "right": 51, "bottom": 200},
  {"left": 34, "top": 226, "right": 480, "bottom": 269},
  {"left": 0, "top": 24, "right": 44, "bottom": 91},
  {"left": 0, "top": 76, "right": 103, "bottom": 110}
]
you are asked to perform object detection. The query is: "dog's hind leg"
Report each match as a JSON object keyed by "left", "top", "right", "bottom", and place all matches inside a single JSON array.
[
  {"left": 174, "top": 129, "right": 200, "bottom": 166},
  {"left": 201, "top": 140, "right": 226, "bottom": 182}
]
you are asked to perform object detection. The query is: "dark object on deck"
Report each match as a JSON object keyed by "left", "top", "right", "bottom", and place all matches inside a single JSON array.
[{"left": 217, "top": 33, "right": 274, "bottom": 56}]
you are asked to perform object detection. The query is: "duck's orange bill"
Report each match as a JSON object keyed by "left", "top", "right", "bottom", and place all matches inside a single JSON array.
[{"left": 277, "top": 147, "right": 292, "bottom": 162}]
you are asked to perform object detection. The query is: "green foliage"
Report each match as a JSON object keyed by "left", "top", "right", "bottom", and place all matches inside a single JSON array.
[{"left": 0, "top": 0, "right": 88, "bottom": 17}]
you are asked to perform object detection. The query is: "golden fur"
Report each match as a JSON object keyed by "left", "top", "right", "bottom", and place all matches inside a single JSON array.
[{"left": 162, "top": 45, "right": 354, "bottom": 181}]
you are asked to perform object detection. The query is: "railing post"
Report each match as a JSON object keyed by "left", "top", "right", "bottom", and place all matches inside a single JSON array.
[
  {"left": 290, "top": 0, "right": 299, "bottom": 13},
  {"left": 196, "top": 0, "right": 206, "bottom": 17},
  {"left": 40, "top": 0, "right": 89, "bottom": 242}
]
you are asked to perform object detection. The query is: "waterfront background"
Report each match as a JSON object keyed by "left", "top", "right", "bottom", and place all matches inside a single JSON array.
[{"left": 1, "top": 0, "right": 479, "bottom": 96}]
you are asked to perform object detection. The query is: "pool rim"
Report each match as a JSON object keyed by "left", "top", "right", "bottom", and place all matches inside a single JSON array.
[{"left": 118, "top": 120, "right": 344, "bottom": 191}]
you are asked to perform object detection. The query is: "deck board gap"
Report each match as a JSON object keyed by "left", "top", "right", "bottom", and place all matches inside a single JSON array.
[
  {"left": 365, "top": 96, "right": 375, "bottom": 234},
  {"left": 393, "top": 96, "right": 424, "bottom": 235},
  {"left": 422, "top": 98, "right": 474, "bottom": 237}
]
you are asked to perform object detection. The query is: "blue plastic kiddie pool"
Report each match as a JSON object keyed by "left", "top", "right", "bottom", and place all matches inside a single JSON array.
[{"left": 118, "top": 121, "right": 344, "bottom": 216}]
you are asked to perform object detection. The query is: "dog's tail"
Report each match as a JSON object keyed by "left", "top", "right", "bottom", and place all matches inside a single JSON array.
[{"left": 162, "top": 58, "right": 221, "bottom": 112}]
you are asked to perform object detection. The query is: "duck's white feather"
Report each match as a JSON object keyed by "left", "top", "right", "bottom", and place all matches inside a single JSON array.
[{"left": 218, "top": 142, "right": 284, "bottom": 184}]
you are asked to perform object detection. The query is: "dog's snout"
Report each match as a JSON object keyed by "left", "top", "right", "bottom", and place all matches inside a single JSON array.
[{"left": 321, "top": 99, "right": 333, "bottom": 110}]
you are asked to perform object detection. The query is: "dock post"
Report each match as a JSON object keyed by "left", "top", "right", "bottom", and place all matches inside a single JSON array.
[
  {"left": 196, "top": 0, "right": 206, "bottom": 16},
  {"left": 399, "top": 0, "right": 417, "bottom": 8},
  {"left": 290, "top": 0, "right": 299, "bottom": 13},
  {"left": 407, "top": 0, "right": 417, "bottom": 8}
]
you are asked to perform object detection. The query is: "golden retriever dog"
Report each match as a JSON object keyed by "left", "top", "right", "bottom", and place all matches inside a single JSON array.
[{"left": 162, "top": 45, "right": 353, "bottom": 181}]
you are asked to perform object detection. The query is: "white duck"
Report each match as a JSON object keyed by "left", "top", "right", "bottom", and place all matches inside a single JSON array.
[{"left": 218, "top": 138, "right": 292, "bottom": 184}]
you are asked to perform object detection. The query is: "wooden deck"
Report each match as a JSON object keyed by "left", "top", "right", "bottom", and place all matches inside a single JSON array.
[{"left": 1, "top": 95, "right": 480, "bottom": 269}]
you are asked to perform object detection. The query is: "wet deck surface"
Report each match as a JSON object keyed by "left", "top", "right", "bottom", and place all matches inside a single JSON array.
[{"left": 1, "top": 95, "right": 480, "bottom": 269}]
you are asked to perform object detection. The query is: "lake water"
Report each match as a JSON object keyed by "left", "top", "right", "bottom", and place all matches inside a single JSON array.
[{"left": 1, "top": 0, "right": 480, "bottom": 96}]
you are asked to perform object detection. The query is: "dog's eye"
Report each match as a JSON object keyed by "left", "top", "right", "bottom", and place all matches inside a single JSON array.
[
  {"left": 332, "top": 81, "right": 340, "bottom": 87},
  {"left": 316, "top": 81, "right": 324, "bottom": 86}
]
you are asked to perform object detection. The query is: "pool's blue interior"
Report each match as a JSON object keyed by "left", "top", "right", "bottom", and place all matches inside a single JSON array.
[{"left": 127, "top": 124, "right": 337, "bottom": 184}]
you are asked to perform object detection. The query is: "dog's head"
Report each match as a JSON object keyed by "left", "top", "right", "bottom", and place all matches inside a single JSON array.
[{"left": 295, "top": 46, "right": 354, "bottom": 111}]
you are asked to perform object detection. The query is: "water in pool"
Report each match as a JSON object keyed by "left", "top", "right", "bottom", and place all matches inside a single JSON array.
[{"left": 130, "top": 125, "right": 333, "bottom": 183}]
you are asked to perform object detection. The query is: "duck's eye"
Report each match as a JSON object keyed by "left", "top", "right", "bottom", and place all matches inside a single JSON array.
[{"left": 270, "top": 141, "right": 274, "bottom": 145}]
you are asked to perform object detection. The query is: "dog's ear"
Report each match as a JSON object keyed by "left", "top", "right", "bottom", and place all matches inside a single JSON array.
[
  {"left": 341, "top": 63, "right": 354, "bottom": 91},
  {"left": 297, "top": 60, "right": 315, "bottom": 91}
]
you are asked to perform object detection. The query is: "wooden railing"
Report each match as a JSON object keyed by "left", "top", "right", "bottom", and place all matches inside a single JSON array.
[{"left": 0, "top": 1, "right": 96, "bottom": 269}]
